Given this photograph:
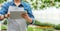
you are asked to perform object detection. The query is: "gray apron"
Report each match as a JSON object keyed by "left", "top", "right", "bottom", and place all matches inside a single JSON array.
[{"left": 7, "top": 6, "right": 27, "bottom": 31}]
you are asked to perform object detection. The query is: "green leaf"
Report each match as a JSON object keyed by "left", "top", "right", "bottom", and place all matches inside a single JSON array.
[{"left": 39, "top": 4, "right": 45, "bottom": 9}]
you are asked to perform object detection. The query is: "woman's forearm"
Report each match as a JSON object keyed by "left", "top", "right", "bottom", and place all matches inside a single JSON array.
[{"left": 25, "top": 17, "right": 32, "bottom": 23}]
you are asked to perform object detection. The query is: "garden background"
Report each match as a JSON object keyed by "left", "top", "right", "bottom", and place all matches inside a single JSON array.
[{"left": 0, "top": 0, "right": 60, "bottom": 31}]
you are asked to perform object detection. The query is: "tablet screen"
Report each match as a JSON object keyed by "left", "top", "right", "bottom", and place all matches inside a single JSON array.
[{"left": 8, "top": 6, "right": 26, "bottom": 19}]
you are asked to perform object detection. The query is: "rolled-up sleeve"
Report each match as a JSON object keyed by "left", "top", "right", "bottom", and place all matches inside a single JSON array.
[
  {"left": 27, "top": 4, "right": 35, "bottom": 24},
  {"left": 0, "top": 3, "right": 8, "bottom": 15}
]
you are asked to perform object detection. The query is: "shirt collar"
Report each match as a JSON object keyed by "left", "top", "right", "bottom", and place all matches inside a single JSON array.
[{"left": 11, "top": 0, "right": 23, "bottom": 7}]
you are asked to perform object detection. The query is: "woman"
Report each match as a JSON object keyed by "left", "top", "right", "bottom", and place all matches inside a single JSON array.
[{"left": 0, "top": 0, "right": 34, "bottom": 31}]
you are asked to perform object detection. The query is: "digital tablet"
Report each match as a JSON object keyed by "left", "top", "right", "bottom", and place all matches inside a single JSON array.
[{"left": 8, "top": 6, "right": 27, "bottom": 19}]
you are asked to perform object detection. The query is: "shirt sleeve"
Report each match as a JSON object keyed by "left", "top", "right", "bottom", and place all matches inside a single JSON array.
[
  {"left": 0, "top": 3, "right": 8, "bottom": 15},
  {"left": 27, "top": 4, "right": 35, "bottom": 24}
]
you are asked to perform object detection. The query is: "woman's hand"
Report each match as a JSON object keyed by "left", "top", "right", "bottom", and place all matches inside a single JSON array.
[
  {"left": 21, "top": 13, "right": 32, "bottom": 23},
  {"left": 0, "top": 15, "right": 4, "bottom": 20},
  {"left": 5, "top": 12, "right": 10, "bottom": 18}
]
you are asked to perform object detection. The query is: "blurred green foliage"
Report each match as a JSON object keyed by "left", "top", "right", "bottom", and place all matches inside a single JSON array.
[
  {"left": 35, "top": 28, "right": 44, "bottom": 31},
  {"left": 0, "top": 0, "right": 7, "bottom": 4},
  {"left": 30, "top": 0, "right": 60, "bottom": 9},
  {"left": 34, "top": 20, "right": 55, "bottom": 27},
  {"left": 54, "top": 24, "right": 60, "bottom": 30},
  {"left": 1, "top": 25, "right": 7, "bottom": 30},
  {"left": 34, "top": 20, "right": 60, "bottom": 30},
  {"left": 55, "top": 0, "right": 60, "bottom": 2},
  {"left": 0, "top": 0, "right": 60, "bottom": 9},
  {"left": 3, "top": 19, "right": 7, "bottom": 25},
  {"left": 27, "top": 27, "right": 33, "bottom": 31}
]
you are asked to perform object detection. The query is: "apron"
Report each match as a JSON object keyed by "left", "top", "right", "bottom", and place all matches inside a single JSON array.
[{"left": 7, "top": 6, "right": 27, "bottom": 31}]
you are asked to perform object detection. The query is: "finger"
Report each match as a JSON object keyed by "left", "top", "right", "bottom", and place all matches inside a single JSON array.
[
  {"left": 5, "top": 14, "right": 8, "bottom": 18},
  {"left": 8, "top": 14, "right": 10, "bottom": 17},
  {"left": 8, "top": 12, "right": 10, "bottom": 14}
]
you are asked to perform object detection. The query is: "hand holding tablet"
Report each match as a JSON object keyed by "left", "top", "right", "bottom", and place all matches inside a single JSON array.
[{"left": 8, "top": 6, "right": 27, "bottom": 19}]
